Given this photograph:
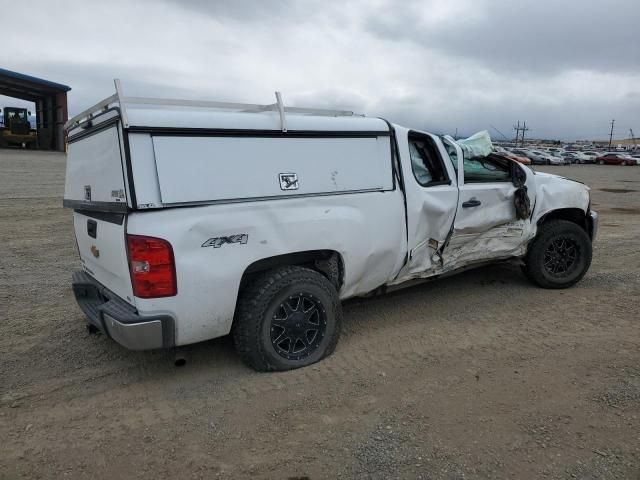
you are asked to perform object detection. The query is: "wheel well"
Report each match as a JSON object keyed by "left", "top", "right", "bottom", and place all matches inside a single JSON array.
[
  {"left": 240, "top": 250, "right": 344, "bottom": 291},
  {"left": 537, "top": 208, "right": 588, "bottom": 232}
]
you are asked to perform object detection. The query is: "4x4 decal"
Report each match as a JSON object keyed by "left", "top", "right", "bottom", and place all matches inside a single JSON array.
[{"left": 202, "top": 234, "right": 248, "bottom": 249}]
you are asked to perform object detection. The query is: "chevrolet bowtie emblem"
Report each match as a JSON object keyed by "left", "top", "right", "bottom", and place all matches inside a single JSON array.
[{"left": 90, "top": 245, "right": 100, "bottom": 258}]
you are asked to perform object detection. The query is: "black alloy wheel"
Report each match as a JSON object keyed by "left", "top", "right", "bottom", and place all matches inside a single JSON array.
[
  {"left": 543, "top": 237, "right": 579, "bottom": 277},
  {"left": 523, "top": 219, "right": 593, "bottom": 289},
  {"left": 233, "top": 266, "right": 342, "bottom": 371},
  {"left": 270, "top": 293, "right": 327, "bottom": 361}
]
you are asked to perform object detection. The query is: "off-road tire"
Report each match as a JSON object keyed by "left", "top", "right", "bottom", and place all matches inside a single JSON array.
[
  {"left": 523, "top": 220, "right": 592, "bottom": 289},
  {"left": 233, "top": 266, "right": 342, "bottom": 371}
]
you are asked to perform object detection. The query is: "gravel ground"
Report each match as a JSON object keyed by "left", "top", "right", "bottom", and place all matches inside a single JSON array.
[{"left": 1, "top": 150, "right": 639, "bottom": 479}]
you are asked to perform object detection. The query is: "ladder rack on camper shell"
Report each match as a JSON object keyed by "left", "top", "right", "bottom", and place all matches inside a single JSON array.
[{"left": 65, "top": 79, "right": 361, "bottom": 133}]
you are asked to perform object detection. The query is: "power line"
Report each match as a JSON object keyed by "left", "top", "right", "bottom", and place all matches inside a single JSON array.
[{"left": 490, "top": 124, "right": 509, "bottom": 141}]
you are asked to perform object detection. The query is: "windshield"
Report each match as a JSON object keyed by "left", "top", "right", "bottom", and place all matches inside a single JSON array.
[{"left": 6, "top": 109, "right": 27, "bottom": 121}]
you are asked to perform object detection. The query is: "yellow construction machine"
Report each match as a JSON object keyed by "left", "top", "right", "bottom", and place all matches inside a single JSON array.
[{"left": 0, "top": 106, "right": 37, "bottom": 148}]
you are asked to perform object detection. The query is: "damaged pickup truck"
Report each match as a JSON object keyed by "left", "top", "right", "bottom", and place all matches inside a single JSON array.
[{"left": 64, "top": 83, "right": 597, "bottom": 371}]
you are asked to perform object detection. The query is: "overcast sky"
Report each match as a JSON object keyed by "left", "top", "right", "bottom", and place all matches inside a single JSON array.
[{"left": 2, "top": 0, "right": 639, "bottom": 140}]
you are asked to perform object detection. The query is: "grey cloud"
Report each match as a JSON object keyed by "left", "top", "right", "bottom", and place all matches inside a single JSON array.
[
  {"left": 365, "top": 0, "right": 640, "bottom": 74},
  {"left": 2, "top": 0, "right": 639, "bottom": 141},
  {"left": 288, "top": 88, "right": 369, "bottom": 114},
  {"left": 158, "top": 0, "right": 309, "bottom": 21}
]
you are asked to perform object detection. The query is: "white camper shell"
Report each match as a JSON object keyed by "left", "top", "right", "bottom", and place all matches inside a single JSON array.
[{"left": 65, "top": 81, "right": 598, "bottom": 371}]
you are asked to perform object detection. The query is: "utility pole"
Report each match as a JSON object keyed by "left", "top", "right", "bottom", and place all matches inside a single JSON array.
[
  {"left": 521, "top": 121, "right": 530, "bottom": 146},
  {"left": 630, "top": 128, "right": 636, "bottom": 146},
  {"left": 608, "top": 119, "right": 615, "bottom": 149},
  {"left": 513, "top": 120, "right": 521, "bottom": 146},
  {"left": 454, "top": 128, "right": 458, "bottom": 140}
]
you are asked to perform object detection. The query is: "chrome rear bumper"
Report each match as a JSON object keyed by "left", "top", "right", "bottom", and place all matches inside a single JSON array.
[{"left": 72, "top": 271, "right": 175, "bottom": 350}]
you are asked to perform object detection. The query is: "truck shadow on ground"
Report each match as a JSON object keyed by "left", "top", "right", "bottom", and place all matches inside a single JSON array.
[
  {"left": 11, "top": 258, "right": 592, "bottom": 403},
  {"left": 90, "top": 261, "right": 535, "bottom": 377}
]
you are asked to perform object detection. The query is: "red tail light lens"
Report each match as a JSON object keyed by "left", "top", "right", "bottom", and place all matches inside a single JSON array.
[{"left": 127, "top": 235, "right": 177, "bottom": 298}]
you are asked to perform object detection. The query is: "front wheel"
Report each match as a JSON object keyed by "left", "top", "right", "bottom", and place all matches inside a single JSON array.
[
  {"left": 599, "top": 160, "right": 605, "bottom": 165},
  {"left": 233, "top": 266, "right": 342, "bottom": 371},
  {"left": 523, "top": 220, "right": 592, "bottom": 289}
]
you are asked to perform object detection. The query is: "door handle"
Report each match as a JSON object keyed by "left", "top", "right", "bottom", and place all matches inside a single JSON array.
[
  {"left": 462, "top": 198, "right": 482, "bottom": 208},
  {"left": 87, "top": 219, "right": 97, "bottom": 238}
]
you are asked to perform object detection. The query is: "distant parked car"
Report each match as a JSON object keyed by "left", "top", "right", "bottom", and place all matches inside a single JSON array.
[
  {"left": 595, "top": 153, "right": 636, "bottom": 165},
  {"left": 546, "top": 147, "right": 565, "bottom": 156},
  {"left": 495, "top": 150, "right": 531, "bottom": 165},
  {"left": 562, "top": 152, "right": 594, "bottom": 164},
  {"left": 552, "top": 155, "right": 569, "bottom": 165},
  {"left": 561, "top": 152, "right": 580, "bottom": 164},
  {"left": 582, "top": 151, "right": 599, "bottom": 162},
  {"left": 531, "top": 150, "right": 566, "bottom": 165},
  {"left": 512, "top": 149, "right": 546, "bottom": 165}
]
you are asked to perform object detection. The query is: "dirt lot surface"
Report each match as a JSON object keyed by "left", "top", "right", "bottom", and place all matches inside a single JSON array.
[{"left": 1, "top": 150, "right": 639, "bottom": 479}]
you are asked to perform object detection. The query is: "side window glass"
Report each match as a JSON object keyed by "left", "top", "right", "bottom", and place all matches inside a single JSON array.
[
  {"left": 408, "top": 134, "right": 449, "bottom": 187},
  {"left": 463, "top": 154, "right": 512, "bottom": 183}
]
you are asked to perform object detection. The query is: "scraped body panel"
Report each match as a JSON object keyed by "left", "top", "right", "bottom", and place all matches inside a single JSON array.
[{"left": 127, "top": 190, "right": 406, "bottom": 345}]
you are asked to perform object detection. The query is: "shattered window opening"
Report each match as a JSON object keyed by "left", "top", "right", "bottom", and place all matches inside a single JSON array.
[
  {"left": 408, "top": 133, "right": 449, "bottom": 187},
  {"left": 463, "top": 154, "right": 512, "bottom": 183}
]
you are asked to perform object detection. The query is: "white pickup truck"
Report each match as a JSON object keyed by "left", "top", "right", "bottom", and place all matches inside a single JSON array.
[{"left": 64, "top": 82, "right": 597, "bottom": 371}]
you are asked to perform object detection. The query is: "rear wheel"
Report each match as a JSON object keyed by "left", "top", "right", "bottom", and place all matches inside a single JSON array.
[
  {"left": 233, "top": 266, "right": 342, "bottom": 371},
  {"left": 523, "top": 220, "right": 592, "bottom": 289}
]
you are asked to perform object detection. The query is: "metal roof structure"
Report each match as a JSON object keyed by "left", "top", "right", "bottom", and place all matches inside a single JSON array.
[
  {"left": 0, "top": 68, "right": 71, "bottom": 151},
  {"left": 0, "top": 67, "right": 71, "bottom": 101}
]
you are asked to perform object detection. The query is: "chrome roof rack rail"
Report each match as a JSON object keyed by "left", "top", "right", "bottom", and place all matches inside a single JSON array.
[{"left": 65, "top": 79, "right": 360, "bottom": 131}]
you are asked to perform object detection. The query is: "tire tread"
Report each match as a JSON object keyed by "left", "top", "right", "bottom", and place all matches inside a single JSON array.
[
  {"left": 233, "top": 266, "right": 341, "bottom": 371},
  {"left": 523, "top": 219, "right": 592, "bottom": 289}
]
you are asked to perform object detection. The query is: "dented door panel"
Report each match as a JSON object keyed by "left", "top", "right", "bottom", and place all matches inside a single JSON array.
[
  {"left": 391, "top": 128, "right": 459, "bottom": 282},
  {"left": 441, "top": 148, "right": 540, "bottom": 269},
  {"left": 444, "top": 181, "right": 535, "bottom": 268}
]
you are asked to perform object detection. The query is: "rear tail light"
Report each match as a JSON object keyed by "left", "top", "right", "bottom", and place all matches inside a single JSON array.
[{"left": 127, "top": 235, "right": 177, "bottom": 298}]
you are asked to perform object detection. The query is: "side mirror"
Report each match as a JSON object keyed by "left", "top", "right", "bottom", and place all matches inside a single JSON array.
[{"left": 28, "top": 111, "right": 32, "bottom": 116}]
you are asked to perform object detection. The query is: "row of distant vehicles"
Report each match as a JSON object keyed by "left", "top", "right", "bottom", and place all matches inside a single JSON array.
[{"left": 493, "top": 145, "right": 640, "bottom": 166}]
